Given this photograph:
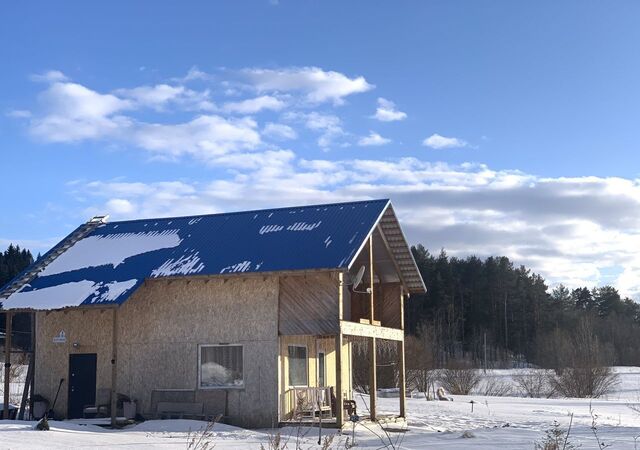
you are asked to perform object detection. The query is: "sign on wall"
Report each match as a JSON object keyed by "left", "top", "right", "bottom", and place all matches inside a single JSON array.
[{"left": 52, "top": 330, "right": 67, "bottom": 343}]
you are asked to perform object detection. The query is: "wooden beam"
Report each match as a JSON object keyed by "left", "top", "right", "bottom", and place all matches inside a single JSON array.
[
  {"left": 335, "top": 332, "right": 343, "bottom": 427},
  {"left": 398, "top": 285, "right": 406, "bottom": 417},
  {"left": 400, "top": 286, "right": 405, "bottom": 331},
  {"left": 340, "top": 321, "right": 404, "bottom": 341},
  {"left": 398, "top": 339, "right": 406, "bottom": 418},
  {"left": 17, "top": 354, "right": 34, "bottom": 420},
  {"left": 338, "top": 272, "right": 344, "bottom": 321},
  {"left": 29, "top": 312, "right": 36, "bottom": 419},
  {"left": 369, "top": 337, "right": 377, "bottom": 421},
  {"left": 335, "top": 271, "right": 344, "bottom": 427},
  {"left": 110, "top": 308, "right": 118, "bottom": 427},
  {"left": 369, "top": 235, "right": 375, "bottom": 323},
  {"left": 3, "top": 312, "right": 12, "bottom": 419}
]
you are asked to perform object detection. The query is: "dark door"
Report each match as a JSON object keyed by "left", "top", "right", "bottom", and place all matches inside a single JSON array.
[{"left": 68, "top": 353, "right": 97, "bottom": 419}]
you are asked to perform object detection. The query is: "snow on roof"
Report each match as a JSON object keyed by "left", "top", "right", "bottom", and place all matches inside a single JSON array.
[{"left": 0, "top": 199, "right": 424, "bottom": 311}]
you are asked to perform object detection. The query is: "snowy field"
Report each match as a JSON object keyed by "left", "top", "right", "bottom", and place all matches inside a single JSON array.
[{"left": 2, "top": 367, "right": 640, "bottom": 449}]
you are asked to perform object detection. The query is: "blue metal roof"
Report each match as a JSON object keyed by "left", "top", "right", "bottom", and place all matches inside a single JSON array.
[{"left": 1, "top": 199, "right": 392, "bottom": 309}]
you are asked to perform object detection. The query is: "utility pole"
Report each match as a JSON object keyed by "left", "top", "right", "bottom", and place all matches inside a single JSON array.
[
  {"left": 504, "top": 292, "right": 508, "bottom": 351},
  {"left": 483, "top": 332, "right": 487, "bottom": 373}
]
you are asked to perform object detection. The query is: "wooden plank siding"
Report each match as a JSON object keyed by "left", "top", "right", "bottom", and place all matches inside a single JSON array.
[
  {"left": 278, "top": 273, "right": 340, "bottom": 336},
  {"left": 348, "top": 283, "right": 401, "bottom": 329},
  {"left": 380, "top": 283, "right": 402, "bottom": 329}
]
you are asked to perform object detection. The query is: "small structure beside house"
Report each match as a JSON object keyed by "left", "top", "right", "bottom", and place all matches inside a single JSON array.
[{"left": 0, "top": 199, "right": 425, "bottom": 428}]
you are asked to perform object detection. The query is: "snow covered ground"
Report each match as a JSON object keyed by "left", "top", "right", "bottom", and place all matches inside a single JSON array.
[{"left": 2, "top": 367, "right": 640, "bottom": 449}]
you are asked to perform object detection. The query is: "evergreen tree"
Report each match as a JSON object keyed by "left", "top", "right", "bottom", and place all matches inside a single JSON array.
[
  {"left": 0, "top": 244, "right": 34, "bottom": 287},
  {"left": 408, "top": 245, "right": 640, "bottom": 367}
]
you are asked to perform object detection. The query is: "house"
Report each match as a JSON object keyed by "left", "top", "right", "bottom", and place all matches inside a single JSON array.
[{"left": 0, "top": 199, "right": 425, "bottom": 428}]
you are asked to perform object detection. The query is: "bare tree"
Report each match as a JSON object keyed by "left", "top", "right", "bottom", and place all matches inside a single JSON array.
[
  {"left": 548, "top": 318, "right": 619, "bottom": 398},
  {"left": 405, "top": 325, "right": 437, "bottom": 398}
]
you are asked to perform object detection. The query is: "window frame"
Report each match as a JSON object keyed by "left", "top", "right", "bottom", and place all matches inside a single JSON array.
[
  {"left": 317, "top": 350, "right": 326, "bottom": 387},
  {"left": 197, "top": 343, "right": 245, "bottom": 390},
  {"left": 287, "top": 344, "right": 309, "bottom": 388}
]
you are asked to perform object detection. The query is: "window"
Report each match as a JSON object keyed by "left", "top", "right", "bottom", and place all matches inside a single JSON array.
[
  {"left": 199, "top": 344, "right": 244, "bottom": 389},
  {"left": 288, "top": 345, "right": 308, "bottom": 386},
  {"left": 318, "top": 351, "right": 326, "bottom": 387}
]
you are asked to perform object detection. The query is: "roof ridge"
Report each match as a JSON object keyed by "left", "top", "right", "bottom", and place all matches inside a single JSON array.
[{"left": 105, "top": 199, "right": 390, "bottom": 225}]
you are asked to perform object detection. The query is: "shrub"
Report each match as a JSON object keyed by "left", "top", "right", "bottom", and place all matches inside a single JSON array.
[
  {"left": 543, "top": 317, "right": 619, "bottom": 398},
  {"left": 475, "top": 378, "right": 512, "bottom": 397},
  {"left": 438, "top": 361, "right": 481, "bottom": 395},
  {"left": 513, "top": 369, "right": 555, "bottom": 398},
  {"left": 549, "top": 367, "right": 618, "bottom": 398}
]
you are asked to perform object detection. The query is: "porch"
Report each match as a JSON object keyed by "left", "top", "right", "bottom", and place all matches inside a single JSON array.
[{"left": 277, "top": 221, "right": 415, "bottom": 427}]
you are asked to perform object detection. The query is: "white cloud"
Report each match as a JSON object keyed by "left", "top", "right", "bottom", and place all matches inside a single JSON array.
[
  {"left": 358, "top": 131, "right": 391, "bottom": 146},
  {"left": 223, "top": 95, "right": 285, "bottom": 114},
  {"left": 31, "top": 82, "right": 133, "bottom": 142},
  {"left": 372, "top": 97, "right": 406, "bottom": 122},
  {"left": 6, "top": 110, "right": 31, "bottom": 118},
  {"left": 132, "top": 115, "right": 261, "bottom": 161},
  {"left": 115, "top": 84, "right": 214, "bottom": 111},
  {"left": 105, "top": 198, "right": 135, "bottom": 215},
  {"left": 283, "top": 111, "right": 345, "bottom": 148},
  {"left": 172, "top": 66, "right": 212, "bottom": 83},
  {"left": 244, "top": 66, "right": 373, "bottom": 104},
  {"left": 30, "top": 70, "right": 68, "bottom": 83},
  {"left": 24, "top": 77, "right": 259, "bottom": 162},
  {"left": 423, "top": 133, "right": 468, "bottom": 149},
  {"left": 41, "top": 82, "right": 132, "bottom": 119},
  {"left": 263, "top": 123, "right": 297, "bottom": 140},
  {"left": 17, "top": 67, "right": 377, "bottom": 156}
]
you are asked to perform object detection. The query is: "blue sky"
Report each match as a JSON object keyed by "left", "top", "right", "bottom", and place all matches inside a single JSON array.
[{"left": 2, "top": 1, "right": 640, "bottom": 296}]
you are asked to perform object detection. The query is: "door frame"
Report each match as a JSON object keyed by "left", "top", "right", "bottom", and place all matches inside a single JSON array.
[{"left": 67, "top": 353, "right": 97, "bottom": 419}]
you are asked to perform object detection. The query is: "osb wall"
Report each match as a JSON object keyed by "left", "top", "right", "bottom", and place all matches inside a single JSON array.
[
  {"left": 117, "top": 277, "right": 280, "bottom": 428},
  {"left": 278, "top": 273, "right": 339, "bottom": 336},
  {"left": 34, "top": 308, "right": 114, "bottom": 419},
  {"left": 35, "top": 276, "right": 280, "bottom": 428}
]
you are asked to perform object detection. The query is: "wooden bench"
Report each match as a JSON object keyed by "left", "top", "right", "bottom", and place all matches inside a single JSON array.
[{"left": 156, "top": 401, "right": 205, "bottom": 420}]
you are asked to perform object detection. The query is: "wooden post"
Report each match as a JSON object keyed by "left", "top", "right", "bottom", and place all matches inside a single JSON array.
[
  {"left": 398, "top": 339, "right": 406, "bottom": 418},
  {"left": 29, "top": 312, "right": 36, "bottom": 419},
  {"left": 110, "top": 308, "right": 118, "bottom": 427},
  {"left": 368, "top": 236, "right": 377, "bottom": 421},
  {"left": 335, "top": 333, "right": 343, "bottom": 427},
  {"left": 3, "top": 312, "right": 12, "bottom": 419},
  {"left": 369, "top": 337, "right": 376, "bottom": 421},
  {"left": 369, "top": 235, "right": 374, "bottom": 323},
  {"left": 335, "top": 272, "right": 344, "bottom": 427},
  {"left": 17, "top": 356, "right": 34, "bottom": 420},
  {"left": 398, "top": 287, "right": 406, "bottom": 417}
]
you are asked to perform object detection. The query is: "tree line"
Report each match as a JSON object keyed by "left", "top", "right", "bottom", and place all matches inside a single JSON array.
[
  {"left": 406, "top": 245, "right": 640, "bottom": 368},
  {"left": 0, "top": 244, "right": 33, "bottom": 288}
]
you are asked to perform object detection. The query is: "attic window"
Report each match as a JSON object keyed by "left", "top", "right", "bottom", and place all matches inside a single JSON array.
[{"left": 199, "top": 344, "right": 244, "bottom": 389}]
